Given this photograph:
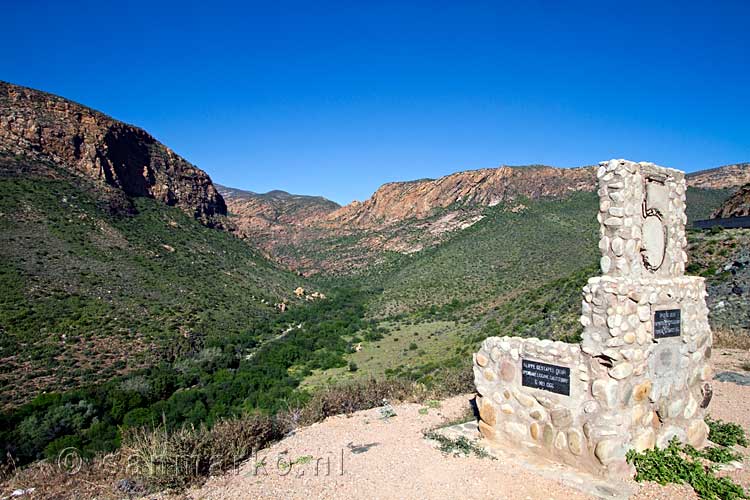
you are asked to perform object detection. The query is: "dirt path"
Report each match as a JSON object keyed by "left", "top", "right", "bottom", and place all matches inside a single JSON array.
[{"left": 179, "top": 349, "right": 750, "bottom": 500}]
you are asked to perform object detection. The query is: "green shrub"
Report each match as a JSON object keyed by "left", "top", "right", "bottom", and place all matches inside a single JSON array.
[
  {"left": 706, "top": 417, "right": 749, "bottom": 447},
  {"left": 43, "top": 434, "right": 84, "bottom": 460},
  {"left": 627, "top": 438, "right": 747, "bottom": 500}
]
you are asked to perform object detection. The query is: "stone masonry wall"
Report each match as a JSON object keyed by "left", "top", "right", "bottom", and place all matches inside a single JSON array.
[
  {"left": 597, "top": 160, "right": 687, "bottom": 279},
  {"left": 473, "top": 159, "right": 713, "bottom": 479}
]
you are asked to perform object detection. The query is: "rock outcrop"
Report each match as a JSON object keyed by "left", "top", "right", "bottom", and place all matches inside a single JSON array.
[
  {"left": 327, "top": 165, "right": 597, "bottom": 227},
  {"left": 686, "top": 163, "right": 750, "bottom": 190},
  {"left": 712, "top": 183, "right": 750, "bottom": 218},
  {"left": 0, "top": 81, "right": 226, "bottom": 222}
]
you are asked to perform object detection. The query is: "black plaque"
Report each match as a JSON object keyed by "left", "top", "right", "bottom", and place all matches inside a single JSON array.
[
  {"left": 521, "top": 359, "right": 570, "bottom": 396},
  {"left": 654, "top": 309, "right": 681, "bottom": 339}
]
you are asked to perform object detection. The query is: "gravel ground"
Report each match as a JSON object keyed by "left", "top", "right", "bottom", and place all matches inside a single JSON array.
[
  {"left": 181, "top": 395, "right": 592, "bottom": 500},
  {"left": 176, "top": 349, "right": 750, "bottom": 500}
]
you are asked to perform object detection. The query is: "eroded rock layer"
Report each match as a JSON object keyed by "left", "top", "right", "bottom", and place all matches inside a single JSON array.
[{"left": 0, "top": 81, "right": 226, "bottom": 222}]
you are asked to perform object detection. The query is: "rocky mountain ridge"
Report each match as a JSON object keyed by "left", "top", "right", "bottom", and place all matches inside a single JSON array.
[
  {"left": 325, "top": 164, "right": 597, "bottom": 227},
  {"left": 2, "top": 81, "right": 746, "bottom": 274},
  {"left": 0, "top": 81, "right": 226, "bottom": 223},
  {"left": 222, "top": 161, "right": 748, "bottom": 274},
  {"left": 713, "top": 183, "right": 750, "bottom": 218},
  {"left": 686, "top": 163, "right": 750, "bottom": 190},
  {"left": 225, "top": 162, "right": 749, "bottom": 233}
]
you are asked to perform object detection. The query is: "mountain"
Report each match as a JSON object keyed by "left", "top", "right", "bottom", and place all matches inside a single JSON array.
[
  {"left": 0, "top": 82, "right": 745, "bottom": 478},
  {"left": 0, "top": 81, "right": 226, "bottom": 223},
  {"left": 713, "top": 183, "right": 750, "bottom": 218},
  {"left": 0, "top": 84, "right": 306, "bottom": 410},
  {"left": 320, "top": 161, "right": 747, "bottom": 230},
  {"left": 218, "top": 185, "right": 340, "bottom": 216},
  {"left": 325, "top": 165, "right": 597, "bottom": 226},
  {"left": 686, "top": 163, "right": 750, "bottom": 190},
  {"left": 221, "top": 162, "right": 746, "bottom": 275},
  {"left": 215, "top": 184, "right": 340, "bottom": 260}
]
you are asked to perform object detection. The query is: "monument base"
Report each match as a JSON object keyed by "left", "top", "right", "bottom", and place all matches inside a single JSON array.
[{"left": 473, "top": 160, "right": 713, "bottom": 478}]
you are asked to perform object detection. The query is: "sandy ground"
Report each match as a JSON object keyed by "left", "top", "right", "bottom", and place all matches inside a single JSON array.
[{"left": 174, "top": 349, "right": 750, "bottom": 500}]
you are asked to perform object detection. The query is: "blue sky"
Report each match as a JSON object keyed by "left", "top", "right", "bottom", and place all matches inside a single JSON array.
[{"left": 2, "top": 0, "right": 748, "bottom": 204}]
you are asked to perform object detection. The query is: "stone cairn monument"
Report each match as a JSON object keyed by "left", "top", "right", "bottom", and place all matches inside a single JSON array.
[{"left": 473, "top": 159, "right": 713, "bottom": 478}]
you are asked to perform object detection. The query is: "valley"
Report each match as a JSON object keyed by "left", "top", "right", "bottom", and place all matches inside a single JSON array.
[{"left": 0, "top": 81, "right": 748, "bottom": 495}]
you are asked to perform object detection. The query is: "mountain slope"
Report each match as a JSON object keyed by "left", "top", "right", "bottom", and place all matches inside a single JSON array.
[
  {"left": 216, "top": 185, "right": 340, "bottom": 260},
  {"left": 0, "top": 83, "right": 308, "bottom": 409},
  {"left": 218, "top": 186, "right": 339, "bottom": 220},
  {"left": 713, "top": 183, "right": 750, "bottom": 218},
  {"left": 687, "top": 163, "right": 750, "bottom": 190},
  {"left": 324, "top": 161, "right": 746, "bottom": 229},
  {"left": 358, "top": 192, "right": 600, "bottom": 317},
  {"left": 0, "top": 81, "right": 226, "bottom": 223},
  {"left": 0, "top": 153, "right": 303, "bottom": 409},
  {"left": 326, "top": 164, "right": 597, "bottom": 226}
]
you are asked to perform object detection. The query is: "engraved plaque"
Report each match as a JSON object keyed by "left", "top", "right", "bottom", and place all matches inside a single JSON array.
[
  {"left": 654, "top": 309, "right": 681, "bottom": 339},
  {"left": 521, "top": 359, "right": 570, "bottom": 396}
]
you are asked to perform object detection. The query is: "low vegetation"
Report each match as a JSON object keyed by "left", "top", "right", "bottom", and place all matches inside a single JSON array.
[
  {"left": 0, "top": 285, "right": 375, "bottom": 467},
  {"left": 1, "top": 373, "right": 475, "bottom": 495},
  {"left": 423, "top": 431, "right": 494, "bottom": 459},
  {"left": 706, "top": 416, "right": 749, "bottom": 448},
  {"left": 121, "top": 414, "right": 284, "bottom": 490},
  {"left": 627, "top": 418, "right": 749, "bottom": 500},
  {"left": 627, "top": 438, "right": 746, "bottom": 500}
]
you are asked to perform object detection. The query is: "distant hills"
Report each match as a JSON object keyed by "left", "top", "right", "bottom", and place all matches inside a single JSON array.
[
  {"left": 687, "top": 163, "right": 750, "bottom": 190},
  {"left": 220, "top": 162, "right": 748, "bottom": 275}
]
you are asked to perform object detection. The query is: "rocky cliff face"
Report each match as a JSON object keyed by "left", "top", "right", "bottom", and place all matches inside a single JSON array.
[
  {"left": 0, "top": 81, "right": 226, "bottom": 222},
  {"left": 327, "top": 165, "right": 597, "bottom": 227},
  {"left": 713, "top": 183, "right": 750, "bottom": 218},
  {"left": 686, "top": 163, "right": 750, "bottom": 190}
]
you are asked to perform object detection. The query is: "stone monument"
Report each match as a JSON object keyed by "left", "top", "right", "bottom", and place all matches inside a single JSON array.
[{"left": 473, "top": 159, "right": 713, "bottom": 478}]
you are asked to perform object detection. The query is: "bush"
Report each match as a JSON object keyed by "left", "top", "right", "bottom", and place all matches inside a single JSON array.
[
  {"left": 421, "top": 364, "right": 475, "bottom": 398},
  {"left": 122, "top": 414, "right": 282, "bottom": 490},
  {"left": 706, "top": 416, "right": 749, "bottom": 447},
  {"left": 43, "top": 434, "right": 84, "bottom": 461},
  {"left": 299, "top": 378, "right": 418, "bottom": 425},
  {"left": 627, "top": 438, "right": 747, "bottom": 500}
]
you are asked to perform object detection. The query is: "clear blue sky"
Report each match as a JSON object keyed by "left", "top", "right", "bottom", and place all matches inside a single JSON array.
[{"left": 2, "top": 0, "right": 748, "bottom": 204}]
